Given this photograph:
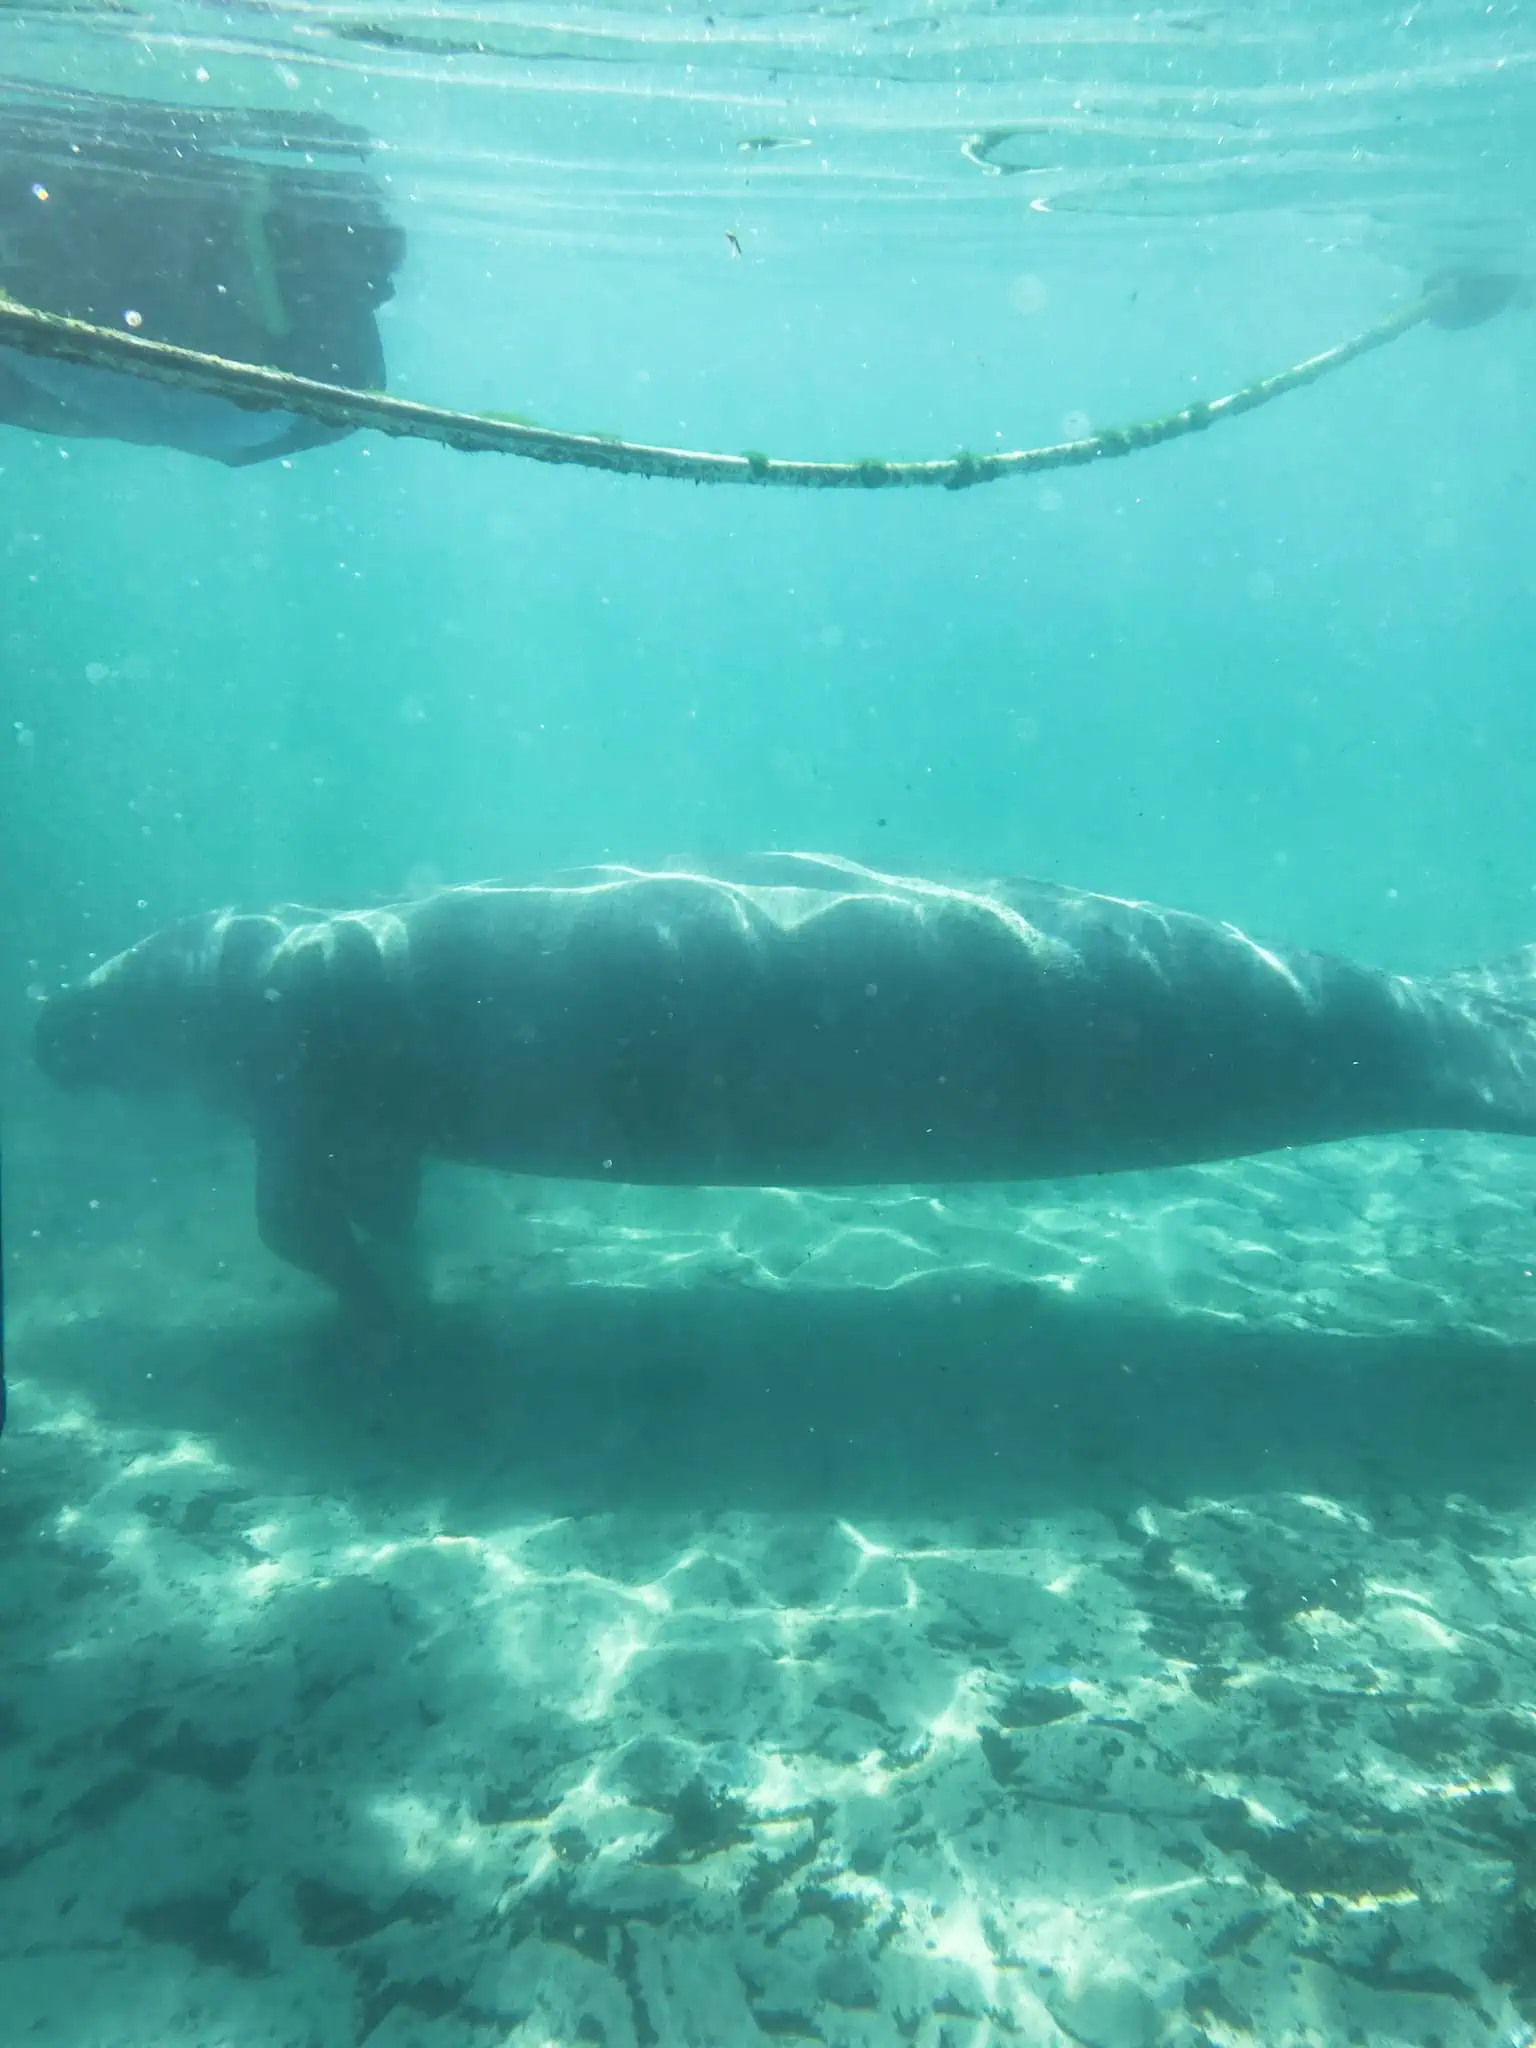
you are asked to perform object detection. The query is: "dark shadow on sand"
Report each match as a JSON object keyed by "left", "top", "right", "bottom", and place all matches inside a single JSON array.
[
  {"left": 12, "top": 1280, "right": 1536, "bottom": 1523},
  {"left": 5, "top": 1280, "right": 1536, "bottom": 2048}
]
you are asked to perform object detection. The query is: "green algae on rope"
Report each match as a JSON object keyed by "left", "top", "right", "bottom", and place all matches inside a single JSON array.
[{"left": 0, "top": 272, "right": 1518, "bottom": 490}]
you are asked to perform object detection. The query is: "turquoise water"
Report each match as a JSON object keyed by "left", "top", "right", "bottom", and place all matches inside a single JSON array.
[{"left": 5, "top": 5, "right": 1536, "bottom": 2045}]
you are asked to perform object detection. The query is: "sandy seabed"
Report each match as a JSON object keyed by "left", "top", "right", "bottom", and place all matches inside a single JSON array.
[{"left": 6, "top": 1116, "right": 1536, "bottom": 2048}]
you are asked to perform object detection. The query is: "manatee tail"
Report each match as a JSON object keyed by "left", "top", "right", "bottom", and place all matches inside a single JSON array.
[
  {"left": 1441, "top": 943, "right": 1536, "bottom": 1007},
  {"left": 1428, "top": 944, "right": 1536, "bottom": 1140}
]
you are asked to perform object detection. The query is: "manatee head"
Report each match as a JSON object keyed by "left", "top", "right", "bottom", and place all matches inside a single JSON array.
[{"left": 34, "top": 910, "right": 280, "bottom": 1095}]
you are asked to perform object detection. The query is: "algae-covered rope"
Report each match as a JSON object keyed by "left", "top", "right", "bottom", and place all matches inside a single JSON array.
[{"left": 0, "top": 272, "right": 1517, "bottom": 490}]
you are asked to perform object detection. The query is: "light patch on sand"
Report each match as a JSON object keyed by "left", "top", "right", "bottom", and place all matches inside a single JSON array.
[{"left": 9, "top": 1120, "right": 1536, "bottom": 2044}]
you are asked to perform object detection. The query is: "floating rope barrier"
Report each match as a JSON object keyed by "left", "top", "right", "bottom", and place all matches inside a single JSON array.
[{"left": 0, "top": 272, "right": 1517, "bottom": 491}]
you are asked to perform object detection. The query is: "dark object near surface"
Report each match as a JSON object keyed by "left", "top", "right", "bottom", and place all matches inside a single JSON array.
[
  {"left": 1425, "top": 269, "right": 1528, "bottom": 330},
  {"left": 0, "top": 79, "right": 403, "bottom": 462}
]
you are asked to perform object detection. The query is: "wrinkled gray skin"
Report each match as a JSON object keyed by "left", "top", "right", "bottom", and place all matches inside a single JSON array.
[{"left": 33, "top": 855, "right": 1536, "bottom": 1313}]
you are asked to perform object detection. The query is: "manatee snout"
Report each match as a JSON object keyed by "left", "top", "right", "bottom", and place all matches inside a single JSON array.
[
  {"left": 34, "top": 975, "right": 204, "bottom": 1095},
  {"left": 34, "top": 987, "right": 112, "bottom": 1090}
]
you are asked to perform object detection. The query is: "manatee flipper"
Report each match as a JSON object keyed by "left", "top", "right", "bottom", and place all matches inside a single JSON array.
[
  {"left": 252, "top": 1097, "right": 420, "bottom": 1315},
  {"left": 338, "top": 1137, "right": 422, "bottom": 1252},
  {"left": 336, "top": 1136, "right": 427, "bottom": 1305},
  {"left": 254, "top": 1117, "right": 379, "bottom": 1309}
]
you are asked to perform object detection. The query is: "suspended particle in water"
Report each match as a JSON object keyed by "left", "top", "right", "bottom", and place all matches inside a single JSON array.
[
  {"left": 1008, "top": 273, "right": 1050, "bottom": 316},
  {"left": 31, "top": 183, "right": 48, "bottom": 201}
]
